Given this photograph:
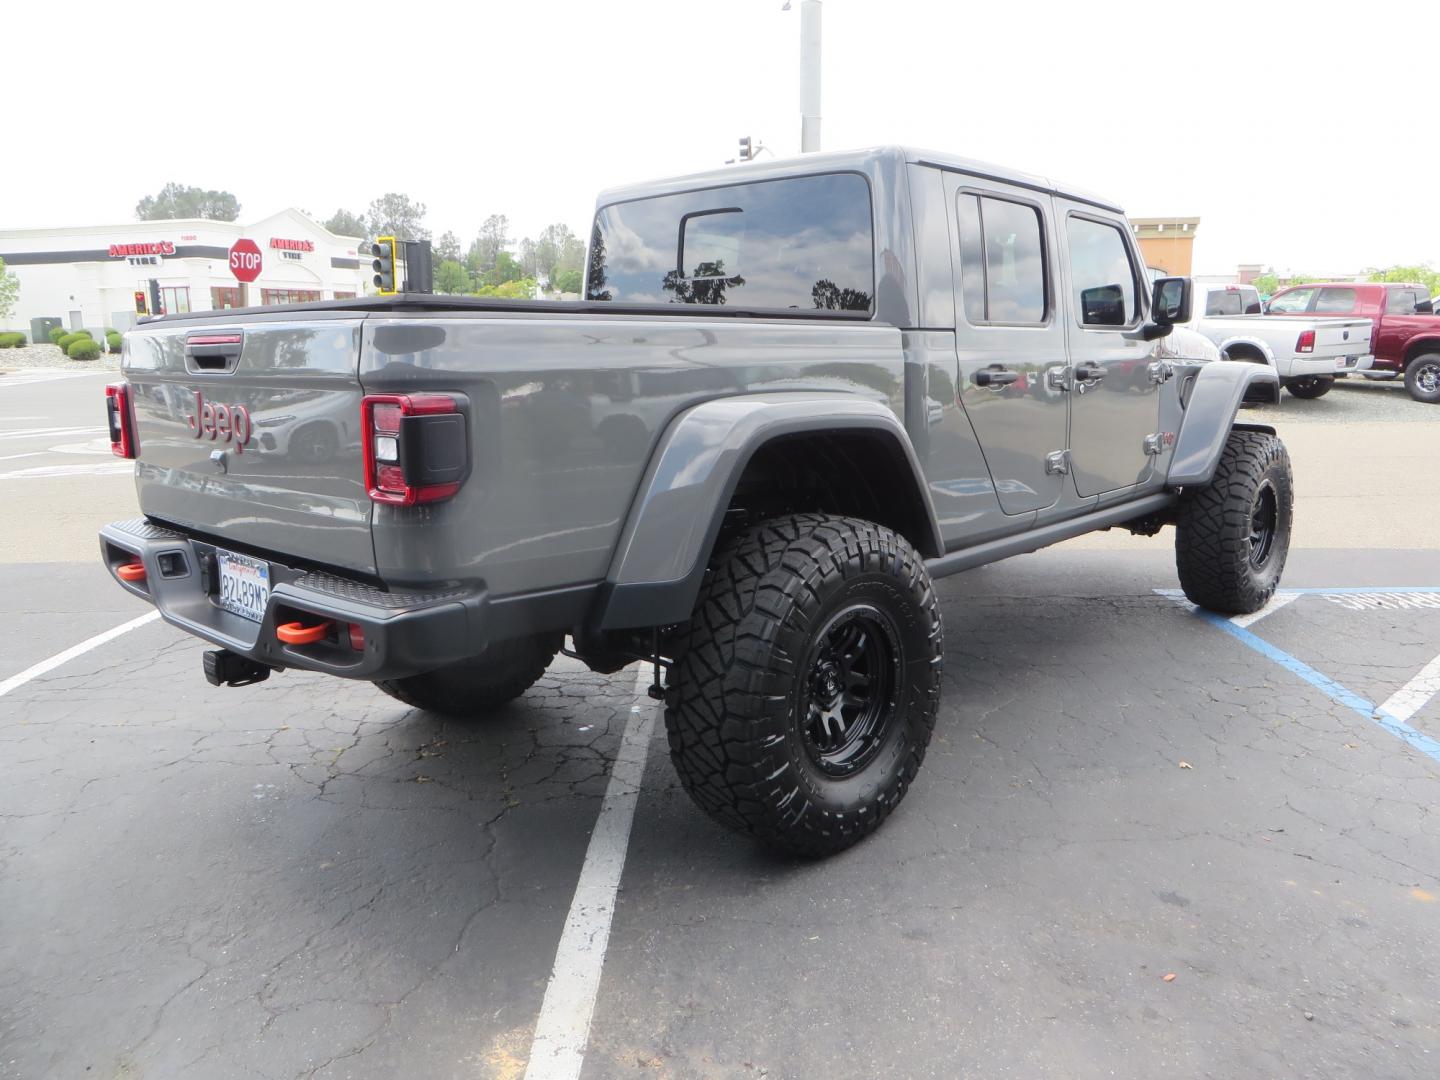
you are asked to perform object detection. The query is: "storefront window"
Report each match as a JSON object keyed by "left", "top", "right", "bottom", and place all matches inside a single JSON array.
[
  {"left": 332, "top": 291, "right": 356, "bottom": 300},
  {"left": 160, "top": 286, "right": 191, "bottom": 314},
  {"left": 260, "top": 289, "right": 322, "bottom": 305},
  {"left": 211, "top": 286, "right": 243, "bottom": 310}
]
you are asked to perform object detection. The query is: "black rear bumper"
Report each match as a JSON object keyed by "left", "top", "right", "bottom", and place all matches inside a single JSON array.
[{"left": 99, "top": 518, "right": 488, "bottom": 681}]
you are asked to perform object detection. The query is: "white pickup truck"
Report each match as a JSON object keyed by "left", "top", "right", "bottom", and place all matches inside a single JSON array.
[{"left": 1175, "top": 282, "right": 1373, "bottom": 399}]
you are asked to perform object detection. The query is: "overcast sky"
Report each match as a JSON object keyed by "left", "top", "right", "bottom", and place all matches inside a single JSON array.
[{"left": 8, "top": 1, "right": 1437, "bottom": 277}]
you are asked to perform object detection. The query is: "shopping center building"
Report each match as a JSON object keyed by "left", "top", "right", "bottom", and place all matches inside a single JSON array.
[{"left": 0, "top": 209, "right": 368, "bottom": 337}]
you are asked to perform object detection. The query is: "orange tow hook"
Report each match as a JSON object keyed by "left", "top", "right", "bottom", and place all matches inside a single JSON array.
[
  {"left": 116, "top": 561, "right": 147, "bottom": 582},
  {"left": 276, "top": 620, "right": 332, "bottom": 646}
]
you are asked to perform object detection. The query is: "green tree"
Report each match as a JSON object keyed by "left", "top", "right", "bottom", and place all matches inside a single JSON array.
[
  {"left": 324, "top": 209, "right": 367, "bottom": 236},
  {"left": 0, "top": 257, "right": 18, "bottom": 324},
  {"left": 1367, "top": 264, "right": 1440, "bottom": 296},
  {"left": 435, "top": 230, "right": 462, "bottom": 264},
  {"left": 481, "top": 250, "right": 526, "bottom": 287},
  {"left": 365, "top": 193, "right": 430, "bottom": 242},
  {"left": 136, "top": 182, "right": 241, "bottom": 221},
  {"left": 532, "top": 223, "right": 580, "bottom": 281},
  {"left": 1252, "top": 273, "right": 1280, "bottom": 296},
  {"left": 467, "top": 215, "right": 511, "bottom": 277},
  {"left": 475, "top": 278, "right": 536, "bottom": 300},
  {"left": 433, "top": 259, "right": 471, "bottom": 295},
  {"left": 552, "top": 269, "right": 583, "bottom": 294}
]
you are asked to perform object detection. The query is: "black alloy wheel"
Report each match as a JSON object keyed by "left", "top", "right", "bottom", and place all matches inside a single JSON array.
[{"left": 799, "top": 605, "right": 900, "bottom": 778}]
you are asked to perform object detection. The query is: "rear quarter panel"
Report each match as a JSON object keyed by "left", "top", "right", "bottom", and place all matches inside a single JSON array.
[{"left": 358, "top": 313, "right": 904, "bottom": 594}]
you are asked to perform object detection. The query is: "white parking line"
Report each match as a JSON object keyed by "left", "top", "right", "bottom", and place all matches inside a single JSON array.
[
  {"left": 524, "top": 664, "right": 659, "bottom": 1080},
  {"left": 1377, "top": 652, "right": 1440, "bottom": 724},
  {"left": 0, "top": 611, "right": 161, "bottom": 700},
  {"left": 0, "top": 461, "right": 134, "bottom": 480}
]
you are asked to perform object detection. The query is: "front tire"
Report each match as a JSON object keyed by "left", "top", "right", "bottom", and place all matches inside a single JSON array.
[
  {"left": 1284, "top": 375, "right": 1334, "bottom": 399},
  {"left": 374, "top": 633, "right": 561, "bottom": 715},
  {"left": 1404, "top": 354, "right": 1440, "bottom": 403},
  {"left": 1175, "top": 430, "right": 1293, "bottom": 614},
  {"left": 664, "top": 514, "right": 943, "bottom": 857}
]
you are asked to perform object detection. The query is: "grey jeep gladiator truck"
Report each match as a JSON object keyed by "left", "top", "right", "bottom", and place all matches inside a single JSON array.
[{"left": 100, "top": 146, "right": 1291, "bottom": 856}]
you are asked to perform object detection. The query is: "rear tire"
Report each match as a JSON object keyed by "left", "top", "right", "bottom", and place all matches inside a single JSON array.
[
  {"left": 1404, "top": 354, "right": 1440, "bottom": 403},
  {"left": 374, "top": 633, "right": 561, "bottom": 715},
  {"left": 664, "top": 514, "right": 943, "bottom": 857},
  {"left": 1175, "top": 430, "right": 1293, "bottom": 615},
  {"left": 1284, "top": 375, "right": 1334, "bottom": 399}
]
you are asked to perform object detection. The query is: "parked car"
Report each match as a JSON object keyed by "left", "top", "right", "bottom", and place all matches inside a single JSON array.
[
  {"left": 98, "top": 146, "right": 1289, "bottom": 856},
  {"left": 1265, "top": 281, "right": 1440, "bottom": 402},
  {"left": 1173, "top": 282, "right": 1372, "bottom": 398}
]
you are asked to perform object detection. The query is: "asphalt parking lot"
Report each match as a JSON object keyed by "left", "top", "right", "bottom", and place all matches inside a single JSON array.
[{"left": 2, "top": 368, "right": 1438, "bottom": 1079}]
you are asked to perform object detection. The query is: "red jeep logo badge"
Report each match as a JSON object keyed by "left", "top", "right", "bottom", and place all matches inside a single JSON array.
[{"left": 188, "top": 390, "right": 252, "bottom": 453}]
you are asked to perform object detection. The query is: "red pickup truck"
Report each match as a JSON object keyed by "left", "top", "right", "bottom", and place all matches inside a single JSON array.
[{"left": 1266, "top": 282, "right": 1440, "bottom": 402}]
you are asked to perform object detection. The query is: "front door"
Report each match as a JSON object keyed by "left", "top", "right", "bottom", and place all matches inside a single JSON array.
[
  {"left": 946, "top": 176, "right": 1069, "bottom": 515},
  {"left": 1058, "top": 206, "right": 1161, "bottom": 498}
]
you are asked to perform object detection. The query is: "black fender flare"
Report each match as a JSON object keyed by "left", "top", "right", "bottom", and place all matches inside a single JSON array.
[
  {"left": 595, "top": 392, "right": 943, "bottom": 630},
  {"left": 1167, "top": 361, "right": 1281, "bottom": 487}
]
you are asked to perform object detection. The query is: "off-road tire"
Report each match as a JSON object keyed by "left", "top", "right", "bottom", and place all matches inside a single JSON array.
[
  {"left": 1284, "top": 375, "right": 1334, "bottom": 399},
  {"left": 1175, "top": 430, "right": 1293, "bottom": 615},
  {"left": 664, "top": 514, "right": 943, "bottom": 857},
  {"left": 374, "top": 633, "right": 561, "bottom": 715},
  {"left": 1404, "top": 354, "right": 1440, "bottom": 404}
]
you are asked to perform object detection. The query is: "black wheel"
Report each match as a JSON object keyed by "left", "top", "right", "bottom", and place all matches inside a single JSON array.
[
  {"left": 374, "top": 633, "right": 561, "bottom": 715},
  {"left": 664, "top": 514, "right": 943, "bottom": 857},
  {"left": 1175, "top": 430, "right": 1293, "bottom": 615},
  {"left": 1284, "top": 376, "right": 1334, "bottom": 399},
  {"left": 1404, "top": 354, "right": 1440, "bottom": 404}
]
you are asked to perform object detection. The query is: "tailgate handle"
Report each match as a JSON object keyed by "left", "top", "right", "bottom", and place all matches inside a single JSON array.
[{"left": 185, "top": 332, "right": 243, "bottom": 373}]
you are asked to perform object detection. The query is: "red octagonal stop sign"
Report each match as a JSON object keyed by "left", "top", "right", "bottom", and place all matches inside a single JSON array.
[{"left": 228, "top": 238, "right": 263, "bottom": 283}]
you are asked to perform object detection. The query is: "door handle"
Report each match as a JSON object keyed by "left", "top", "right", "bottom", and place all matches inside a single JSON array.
[
  {"left": 974, "top": 367, "right": 1020, "bottom": 389},
  {"left": 1074, "top": 363, "right": 1107, "bottom": 382}
]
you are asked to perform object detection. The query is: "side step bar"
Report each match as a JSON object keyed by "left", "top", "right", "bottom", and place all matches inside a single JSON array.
[{"left": 925, "top": 492, "right": 1177, "bottom": 580}]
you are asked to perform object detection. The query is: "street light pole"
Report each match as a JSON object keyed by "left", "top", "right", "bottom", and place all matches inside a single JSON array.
[{"left": 799, "top": 0, "right": 821, "bottom": 152}]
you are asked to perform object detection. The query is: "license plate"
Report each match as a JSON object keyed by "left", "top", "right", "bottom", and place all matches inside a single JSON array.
[
  {"left": 1336, "top": 357, "right": 1352, "bottom": 370},
  {"left": 216, "top": 549, "right": 270, "bottom": 622}
]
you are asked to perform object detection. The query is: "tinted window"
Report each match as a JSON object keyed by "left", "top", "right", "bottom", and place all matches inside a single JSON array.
[
  {"left": 955, "top": 194, "right": 1047, "bottom": 324},
  {"left": 1267, "top": 287, "right": 1315, "bottom": 314},
  {"left": 1386, "top": 288, "right": 1421, "bottom": 314},
  {"left": 1207, "top": 290, "right": 1241, "bottom": 316},
  {"left": 1067, "top": 216, "right": 1138, "bottom": 327},
  {"left": 1314, "top": 287, "right": 1356, "bottom": 314},
  {"left": 586, "top": 173, "right": 873, "bottom": 311}
]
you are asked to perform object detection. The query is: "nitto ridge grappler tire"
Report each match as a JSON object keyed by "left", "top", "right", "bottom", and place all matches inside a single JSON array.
[
  {"left": 1175, "top": 430, "right": 1293, "bottom": 615},
  {"left": 374, "top": 632, "right": 562, "bottom": 715},
  {"left": 664, "top": 514, "right": 943, "bottom": 857}
]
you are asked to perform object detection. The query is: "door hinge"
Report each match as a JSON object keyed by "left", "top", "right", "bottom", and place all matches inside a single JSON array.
[
  {"left": 1147, "top": 360, "right": 1175, "bottom": 384},
  {"left": 1044, "top": 449, "right": 1071, "bottom": 475},
  {"left": 1142, "top": 433, "right": 1165, "bottom": 456}
]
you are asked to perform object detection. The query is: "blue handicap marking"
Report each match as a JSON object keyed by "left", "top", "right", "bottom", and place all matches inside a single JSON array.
[{"left": 1156, "top": 587, "right": 1440, "bottom": 766}]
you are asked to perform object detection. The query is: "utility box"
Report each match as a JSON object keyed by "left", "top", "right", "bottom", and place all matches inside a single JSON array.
[{"left": 30, "top": 317, "right": 62, "bottom": 345}]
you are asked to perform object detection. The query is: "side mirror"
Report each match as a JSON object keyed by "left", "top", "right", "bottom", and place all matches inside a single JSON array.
[{"left": 1151, "top": 276, "right": 1191, "bottom": 325}]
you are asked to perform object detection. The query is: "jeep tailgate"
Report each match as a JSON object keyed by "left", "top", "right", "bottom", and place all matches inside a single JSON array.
[{"left": 123, "top": 314, "right": 374, "bottom": 574}]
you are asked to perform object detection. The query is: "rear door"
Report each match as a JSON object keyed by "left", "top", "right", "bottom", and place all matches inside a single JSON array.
[
  {"left": 125, "top": 314, "right": 374, "bottom": 574},
  {"left": 945, "top": 175, "right": 1068, "bottom": 515},
  {"left": 1058, "top": 205, "right": 1161, "bottom": 498}
]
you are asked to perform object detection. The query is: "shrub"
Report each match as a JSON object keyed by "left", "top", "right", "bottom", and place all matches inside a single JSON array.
[
  {"left": 67, "top": 338, "right": 102, "bottom": 360},
  {"left": 48, "top": 326, "right": 68, "bottom": 346},
  {"left": 0, "top": 331, "right": 26, "bottom": 348},
  {"left": 73, "top": 329, "right": 94, "bottom": 339},
  {"left": 106, "top": 331, "right": 122, "bottom": 353},
  {"left": 57, "top": 332, "right": 83, "bottom": 352}
]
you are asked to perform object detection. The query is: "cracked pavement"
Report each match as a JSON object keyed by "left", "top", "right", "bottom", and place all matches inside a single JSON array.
[{"left": 3, "top": 548, "right": 1438, "bottom": 1079}]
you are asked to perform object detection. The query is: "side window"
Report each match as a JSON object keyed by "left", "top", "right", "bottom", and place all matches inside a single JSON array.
[
  {"left": 1314, "top": 287, "right": 1356, "bottom": 314},
  {"left": 1267, "top": 287, "right": 1316, "bottom": 314},
  {"left": 1205, "top": 290, "right": 1245, "bottom": 316},
  {"left": 1386, "top": 288, "right": 1419, "bottom": 314},
  {"left": 1066, "top": 216, "right": 1138, "bottom": 328},
  {"left": 956, "top": 193, "right": 1047, "bottom": 325}
]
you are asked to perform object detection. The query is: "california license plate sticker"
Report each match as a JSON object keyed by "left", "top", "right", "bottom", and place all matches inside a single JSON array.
[{"left": 217, "top": 550, "right": 270, "bottom": 622}]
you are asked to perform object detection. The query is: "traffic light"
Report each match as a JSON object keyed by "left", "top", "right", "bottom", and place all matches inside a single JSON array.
[
  {"left": 147, "top": 279, "right": 163, "bottom": 316},
  {"left": 739, "top": 136, "right": 753, "bottom": 161},
  {"left": 134, "top": 290, "right": 147, "bottom": 315},
  {"left": 371, "top": 237, "right": 397, "bottom": 295}
]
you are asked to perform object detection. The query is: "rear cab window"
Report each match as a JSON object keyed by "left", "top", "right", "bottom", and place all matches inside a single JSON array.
[
  {"left": 1314, "top": 287, "right": 1357, "bottom": 314},
  {"left": 1205, "top": 287, "right": 1262, "bottom": 316},
  {"left": 586, "top": 172, "right": 874, "bottom": 312},
  {"left": 955, "top": 193, "right": 1048, "bottom": 325},
  {"left": 1066, "top": 216, "right": 1140, "bottom": 328}
]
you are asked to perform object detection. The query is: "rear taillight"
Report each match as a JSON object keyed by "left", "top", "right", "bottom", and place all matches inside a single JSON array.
[
  {"left": 1296, "top": 330, "right": 1315, "bottom": 353},
  {"left": 361, "top": 393, "right": 469, "bottom": 505},
  {"left": 106, "top": 383, "right": 137, "bottom": 458}
]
